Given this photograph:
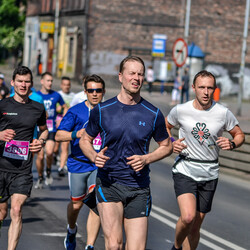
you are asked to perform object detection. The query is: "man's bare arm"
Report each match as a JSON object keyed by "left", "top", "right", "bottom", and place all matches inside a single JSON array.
[
  {"left": 79, "top": 130, "right": 109, "bottom": 168},
  {"left": 55, "top": 129, "right": 85, "bottom": 142}
]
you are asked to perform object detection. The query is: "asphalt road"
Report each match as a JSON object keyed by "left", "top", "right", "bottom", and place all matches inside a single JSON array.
[{"left": 1, "top": 159, "right": 249, "bottom": 250}]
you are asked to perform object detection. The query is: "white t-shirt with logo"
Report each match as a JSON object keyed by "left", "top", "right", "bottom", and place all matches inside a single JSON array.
[
  {"left": 58, "top": 90, "right": 75, "bottom": 107},
  {"left": 167, "top": 100, "right": 239, "bottom": 181}
]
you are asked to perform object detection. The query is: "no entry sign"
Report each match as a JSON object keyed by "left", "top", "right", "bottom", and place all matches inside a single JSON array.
[{"left": 172, "top": 38, "right": 188, "bottom": 67}]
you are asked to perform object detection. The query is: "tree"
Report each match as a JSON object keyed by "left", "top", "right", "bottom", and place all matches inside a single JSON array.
[{"left": 0, "top": 0, "right": 26, "bottom": 66}]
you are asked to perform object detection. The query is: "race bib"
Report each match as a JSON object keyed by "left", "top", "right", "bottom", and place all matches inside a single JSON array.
[
  {"left": 47, "top": 119, "right": 54, "bottom": 132},
  {"left": 3, "top": 140, "right": 29, "bottom": 160},
  {"left": 93, "top": 133, "right": 102, "bottom": 151}
]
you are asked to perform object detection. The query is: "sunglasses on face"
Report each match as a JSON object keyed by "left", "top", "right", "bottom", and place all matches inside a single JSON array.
[{"left": 86, "top": 88, "right": 103, "bottom": 93}]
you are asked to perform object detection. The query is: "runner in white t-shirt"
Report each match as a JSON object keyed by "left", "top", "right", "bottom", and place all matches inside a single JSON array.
[
  {"left": 165, "top": 70, "right": 245, "bottom": 250},
  {"left": 70, "top": 77, "right": 87, "bottom": 107}
]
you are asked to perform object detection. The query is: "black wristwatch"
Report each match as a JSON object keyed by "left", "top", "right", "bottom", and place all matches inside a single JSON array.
[
  {"left": 230, "top": 140, "right": 236, "bottom": 150},
  {"left": 39, "top": 138, "right": 46, "bottom": 146}
]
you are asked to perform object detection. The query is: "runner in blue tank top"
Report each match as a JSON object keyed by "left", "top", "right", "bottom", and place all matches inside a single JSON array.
[
  {"left": 35, "top": 72, "right": 67, "bottom": 188},
  {"left": 56, "top": 74, "right": 105, "bottom": 250},
  {"left": 80, "top": 56, "right": 173, "bottom": 250}
]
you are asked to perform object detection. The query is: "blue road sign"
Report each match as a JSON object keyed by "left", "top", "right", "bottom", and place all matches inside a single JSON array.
[{"left": 152, "top": 34, "right": 167, "bottom": 57}]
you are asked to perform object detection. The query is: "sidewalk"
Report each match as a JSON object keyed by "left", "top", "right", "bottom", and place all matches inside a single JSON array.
[{"left": 1, "top": 64, "right": 250, "bottom": 133}]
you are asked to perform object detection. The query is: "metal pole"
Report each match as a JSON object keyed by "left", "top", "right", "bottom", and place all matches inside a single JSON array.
[
  {"left": 52, "top": 0, "right": 59, "bottom": 76},
  {"left": 237, "top": 0, "right": 250, "bottom": 116},
  {"left": 184, "top": 0, "right": 191, "bottom": 45},
  {"left": 82, "top": 0, "right": 90, "bottom": 75}
]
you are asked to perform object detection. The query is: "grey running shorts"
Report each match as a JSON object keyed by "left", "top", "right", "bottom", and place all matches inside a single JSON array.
[{"left": 68, "top": 170, "right": 97, "bottom": 201}]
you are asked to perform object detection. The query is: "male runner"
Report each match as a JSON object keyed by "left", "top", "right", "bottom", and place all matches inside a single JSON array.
[
  {"left": 0, "top": 73, "right": 9, "bottom": 100},
  {"left": 0, "top": 66, "right": 48, "bottom": 249},
  {"left": 165, "top": 70, "right": 245, "bottom": 250},
  {"left": 54, "top": 76, "right": 75, "bottom": 176},
  {"left": 35, "top": 72, "right": 67, "bottom": 188},
  {"left": 80, "top": 56, "right": 173, "bottom": 250},
  {"left": 55, "top": 74, "right": 105, "bottom": 250}
]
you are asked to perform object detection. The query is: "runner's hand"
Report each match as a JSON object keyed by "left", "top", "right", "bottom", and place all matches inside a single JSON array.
[
  {"left": 94, "top": 146, "right": 110, "bottom": 168},
  {"left": 29, "top": 139, "right": 43, "bottom": 153},
  {"left": 173, "top": 137, "right": 187, "bottom": 154},
  {"left": 77, "top": 129, "right": 85, "bottom": 138},
  {"left": 127, "top": 155, "right": 147, "bottom": 172},
  {"left": 216, "top": 137, "right": 231, "bottom": 150},
  {"left": 0, "top": 129, "right": 16, "bottom": 142}
]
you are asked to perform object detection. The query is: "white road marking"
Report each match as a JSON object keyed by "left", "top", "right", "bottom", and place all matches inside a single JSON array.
[
  {"left": 151, "top": 205, "right": 246, "bottom": 250},
  {"left": 33, "top": 232, "right": 82, "bottom": 238}
]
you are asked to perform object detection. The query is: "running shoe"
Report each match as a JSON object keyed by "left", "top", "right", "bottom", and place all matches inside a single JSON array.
[
  {"left": 45, "top": 173, "right": 53, "bottom": 185},
  {"left": 58, "top": 168, "right": 65, "bottom": 177},
  {"left": 85, "top": 245, "right": 94, "bottom": 250},
  {"left": 34, "top": 178, "right": 44, "bottom": 189},
  {"left": 64, "top": 225, "right": 77, "bottom": 250}
]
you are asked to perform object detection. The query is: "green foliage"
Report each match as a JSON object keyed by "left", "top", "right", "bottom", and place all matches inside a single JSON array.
[
  {"left": 2, "top": 27, "right": 24, "bottom": 50},
  {"left": 0, "top": 0, "right": 26, "bottom": 52}
]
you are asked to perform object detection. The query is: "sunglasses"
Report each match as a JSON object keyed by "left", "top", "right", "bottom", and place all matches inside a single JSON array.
[{"left": 86, "top": 88, "right": 103, "bottom": 93}]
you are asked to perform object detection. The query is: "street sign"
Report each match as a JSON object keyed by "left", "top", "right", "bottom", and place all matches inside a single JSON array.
[
  {"left": 152, "top": 34, "right": 167, "bottom": 57},
  {"left": 40, "top": 22, "right": 55, "bottom": 34},
  {"left": 172, "top": 38, "right": 188, "bottom": 67}
]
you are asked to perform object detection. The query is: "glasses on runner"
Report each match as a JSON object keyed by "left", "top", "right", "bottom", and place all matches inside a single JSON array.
[{"left": 86, "top": 88, "right": 103, "bottom": 93}]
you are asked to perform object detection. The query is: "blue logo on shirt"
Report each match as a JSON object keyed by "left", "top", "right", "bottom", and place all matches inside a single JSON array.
[{"left": 139, "top": 121, "right": 146, "bottom": 126}]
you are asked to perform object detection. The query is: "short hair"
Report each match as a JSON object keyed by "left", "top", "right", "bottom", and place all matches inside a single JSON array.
[
  {"left": 193, "top": 70, "right": 216, "bottom": 87},
  {"left": 61, "top": 76, "right": 70, "bottom": 82},
  {"left": 119, "top": 56, "right": 145, "bottom": 75},
  {"left": 83, "top": 74, "right": 105, "bottom": 90},
  {"left": 41, "top": 71, "right": 52, "bottom": 79},
  {"left": 12, "top": 66, "right": 33, "bottom": 84}
]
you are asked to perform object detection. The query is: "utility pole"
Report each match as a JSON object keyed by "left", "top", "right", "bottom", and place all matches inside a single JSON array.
[
  {"left": 237, "top": 0, "right": 250, "bottom": 116},
  {"left": 52, "top": 0, "right": 60, "bottom": 76},
  {"left": 184, "top": 0, "right": 191, "bottom": 45},
  {"left": 83, "top": 0, "right": 90, "bottom": 75}
]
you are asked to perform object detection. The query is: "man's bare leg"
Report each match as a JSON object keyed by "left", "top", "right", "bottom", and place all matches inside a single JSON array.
[
  {"left": 174, "top": 193, "right": 197, "bottom": 249},
  {"left": 97, "top": 202, "right": 123, "bottom": 250},
  {"left": 67, "top": 200, "right": 83, "bottom": 229},
  {"left": 8, "top": 193, "right": 27, "bottom": 250},
  {"left": 86, "top": 209, "right": 101, "bottom": 246},
  {"left": 182, "top": 212, "right": 206, "bottom": 250},
  {"left": 124, "top": 216, "right": 148, "bottom": 250}
]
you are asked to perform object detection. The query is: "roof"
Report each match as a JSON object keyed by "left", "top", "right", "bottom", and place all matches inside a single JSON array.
[{"left": 188, "top": 43, "right": 205, "bottom": 58}]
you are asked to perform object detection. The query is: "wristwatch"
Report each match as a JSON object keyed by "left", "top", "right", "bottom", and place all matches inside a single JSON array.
[
  {"left": 230, "top": 140, "right": 236, "bottom": 150},
  {"left": 39, "top": 138, "right": 46, "bottom": 146}
]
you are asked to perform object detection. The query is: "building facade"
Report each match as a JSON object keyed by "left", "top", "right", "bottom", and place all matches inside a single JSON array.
[{"left": 23, "top": 0, "right": 249, "bottom": 82}]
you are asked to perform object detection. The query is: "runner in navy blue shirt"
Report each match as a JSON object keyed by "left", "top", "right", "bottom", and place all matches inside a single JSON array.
[
  {"left": 56, "top": 75, "right": 105, "bottom": 250},
  {"left": 35, "top": 72, "right": 67, "bottom": 188},
  {"left": 80, "top": 56, "right": 173, "bottom": 250}
]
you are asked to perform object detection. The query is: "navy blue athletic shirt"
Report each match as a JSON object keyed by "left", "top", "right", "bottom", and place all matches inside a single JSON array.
[{"left": 86, "top": 96, "right": 169, "bottom": 188}]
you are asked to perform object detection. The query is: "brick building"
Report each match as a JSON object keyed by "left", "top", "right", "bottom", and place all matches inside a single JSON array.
[{"left": 23, "top": 0, "right": 248, "bottom": 82}]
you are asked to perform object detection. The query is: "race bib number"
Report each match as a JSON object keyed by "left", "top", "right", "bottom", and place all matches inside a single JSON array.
[
  {"left": 93, "top": 133, "right": 102, "bottom": 151},
  {"left": 3, "top": 140, "right": 29, "bottom": 160},
  {"left": 47, "top": 119, "right": 54, "bottom": 132}
]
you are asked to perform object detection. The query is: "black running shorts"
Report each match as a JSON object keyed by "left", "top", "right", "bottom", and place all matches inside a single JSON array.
[
  {"left": 173, "top": 173, "right": 218, "bottom": 213},
  {"left": 96, "top": 177, "right": 152, "bottom": 219},
  {"left": 0, "top": 171, "right": 33, "bottom": 203}
]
